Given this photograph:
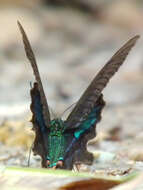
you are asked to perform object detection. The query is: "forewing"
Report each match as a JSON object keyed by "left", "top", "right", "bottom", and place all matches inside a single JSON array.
[
  {"left": 18, "top": 21, "right": 51, "bottom": 127},
  {"left": 65, "top": 35, "right": 139, "bottom": 128}
]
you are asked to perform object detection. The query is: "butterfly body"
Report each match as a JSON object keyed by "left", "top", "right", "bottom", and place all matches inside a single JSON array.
[
  {"left": 47, "top": 119, "right": 66, "bottom": 168},
  {"left": 18, "top": 21, "right": 139, "bottom": 170}
]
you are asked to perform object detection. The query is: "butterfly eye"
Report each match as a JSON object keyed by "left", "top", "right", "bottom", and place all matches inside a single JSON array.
[{"left": 46, "top": 160, "right": 50, "bottom": 166}]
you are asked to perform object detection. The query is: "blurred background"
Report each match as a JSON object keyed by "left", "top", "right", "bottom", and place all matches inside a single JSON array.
[{"left": 1, "top": 0, "right": 143, "bottom": 172}]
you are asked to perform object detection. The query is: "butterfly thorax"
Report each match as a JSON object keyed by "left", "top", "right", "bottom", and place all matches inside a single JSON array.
[{"left": 47, "top": 119, "right": 66, "bottom": 168}]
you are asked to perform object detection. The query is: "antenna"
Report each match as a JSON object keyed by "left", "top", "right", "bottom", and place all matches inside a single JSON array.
[
  {"left": 49, "top": 107, "right": 57, "bottom": 119},
  {"left": 60, "top": 102, "right": 77, "bottom": 118}
]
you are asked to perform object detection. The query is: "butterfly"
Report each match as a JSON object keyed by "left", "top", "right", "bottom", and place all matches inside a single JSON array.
[{"left": 18, "top": 21, "right": 139, "bottom": 170}]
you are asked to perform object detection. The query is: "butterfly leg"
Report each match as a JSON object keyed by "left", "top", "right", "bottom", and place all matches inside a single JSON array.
[{"left": 74, "top": 163, "right": 81, "bottom": 171}]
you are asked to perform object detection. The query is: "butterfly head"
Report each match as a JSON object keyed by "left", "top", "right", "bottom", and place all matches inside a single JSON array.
[{"left": 47, "top": 118, "right": 66, "bottom": 169}]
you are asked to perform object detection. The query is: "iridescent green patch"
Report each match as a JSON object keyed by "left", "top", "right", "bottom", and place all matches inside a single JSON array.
[{"left": 47, "top": 119, "right": 66, "bottom": 167}]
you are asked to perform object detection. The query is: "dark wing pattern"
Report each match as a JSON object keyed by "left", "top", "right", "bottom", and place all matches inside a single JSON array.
[
  {"left": 30, "top": 82, "right": 48, "bottom": 167},
  {"left": 65, "top": 35, "right": 139, "bottom": 129},
  {"left": 18, "top": 21, "right": 51, "bottom": 127}
]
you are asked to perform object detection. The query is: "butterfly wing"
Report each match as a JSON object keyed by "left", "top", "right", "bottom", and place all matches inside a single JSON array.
[
  {"left": 18, "top": 21, "right": 51, "bottom": 127},
  {"left": 30, "top": 83, "right": 49, "bottom": 167},
  {"left": 63, "top": 94, "right": 105, "bottom": 168},
  {"left": 18, "top": 21, "right": 51, "bottom": 167},
  {"left": 65, "top": 35, "right": 139, "bottom": 129},
  {"left": 64, "top": 36, "right": 139, "bottom": 168}
]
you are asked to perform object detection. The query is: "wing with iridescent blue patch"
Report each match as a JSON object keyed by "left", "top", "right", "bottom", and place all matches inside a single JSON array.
[
  {"left": 63, "top": 94, "right": 105, "bottom": 168},
  {"left": 74, "top": 94, "right": 105, "bottom": 164},
  {"left": 64, "top": 35, "right": 139, "bottom": 169},
  {"left": 30, "top": 82, "right": 49, "bottom": 167},
  {"left": 30, "top": 82, "right": 47, "bottom": 132},
  {"left": 74, "top": 94, "right": 105, "bottom": 139}
]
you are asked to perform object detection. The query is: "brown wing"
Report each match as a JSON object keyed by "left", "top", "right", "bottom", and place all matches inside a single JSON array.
[
  {"left": 65, "top": 35, "right": 140, "bottom": 128},
  {"left": 18, "top": 21, "right": 51, "bottom": 127}
]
